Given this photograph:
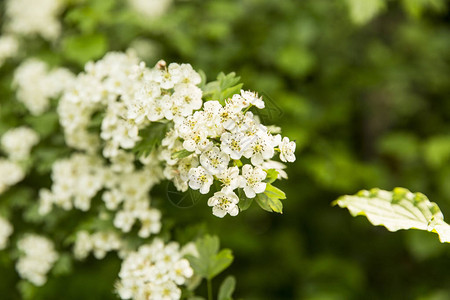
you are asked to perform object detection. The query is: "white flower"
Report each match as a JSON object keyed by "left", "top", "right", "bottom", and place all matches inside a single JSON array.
[
  {"left": 5, "top": 0, "right": 65, "bottom": 40},
  {"left": 241, "top": 164, "right": 267, "bottom": 198},
  {"left": 0, "top": 159, "right": 25, "bottom": 194},
  {"left": 128, "top": 0, "right": 172, "bottom": 18},
  {"left": 16, "top": 234, "right": 58, "bottom": 286},
  {"left": 220, "top": 131, "right": 245, "bottom": 159},
  {"left": 114, "top": 211, "right": 136, "bottom": 233},
  {"left": 137, "top": 209, "right": 161, "bottom": 238},
  {"left": 0, "top": 35, "right": 19, "bottom": 66},
  {"left": 240, "top": 90, "right": 265, "bottom": 109},
  {"left": 116, "top": 239, "right": 193, "bottom": 300},
  {"left": 207, "top": 190, "right": 239, "bottom": 218},
  {"left": 188, "top": 166, "right": 214, "bottom": 194},
  {"left": 279, "top": 137, "right": 296, "bottom": 162},
  {"left": 170, "top": 259, "right": 193, "bottom": 285},
  {"left": 1, "top": 127, "right": 39, "bottom": 161},
  {"left": 242, "top": 136, "right": 275, "bottom": 165},
  {"left": 216, "top": 166, "right": 243, "bottom": 192},
  {"left": 0, "top": 216, "right": 13, "bottom": 250},
  {"left": 73, "top": 231, "right": 93, "bottom": 260},
  {"left": 200, "top": 146, "right": 230, "bottom": 175}
]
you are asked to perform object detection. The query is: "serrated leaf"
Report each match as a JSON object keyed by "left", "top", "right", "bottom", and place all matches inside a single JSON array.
[
  {"left": 209, "top": 249, "right": 233, "bottom": 279},
  {"left": 218, "top": 276, "right": 236, "bottom": 300},
  {"left": 334, "top": 187, "right": 450, "bottom": 243},
  {"left": 187, "top": 235, "right": 234, "bottom": 280},
  {"left": 133, "top": 122, "right": 171, "bottom": 158},
  {"left": 255, "top": 183, "right": 285, "bottom": 213},
  {"left": 263, "top": 169, "right": 279, "bottom": 184},
  {"left": 171, "top": 149, "right": 193, "bottom": 159},
  {"left": 264, "top": 183, "right": 286, "bottom": 200}
]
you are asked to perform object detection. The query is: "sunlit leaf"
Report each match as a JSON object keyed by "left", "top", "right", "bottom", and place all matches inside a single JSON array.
[{"left": 334, "top": 187, "right": 450, "bottom": 243}]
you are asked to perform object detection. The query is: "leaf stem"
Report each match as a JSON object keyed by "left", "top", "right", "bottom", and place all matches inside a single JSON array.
[{"left": 207, "top": 278, "right": 213, "bottom": 300}]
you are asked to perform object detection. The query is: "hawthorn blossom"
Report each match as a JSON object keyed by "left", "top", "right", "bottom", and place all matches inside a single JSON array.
[
  {"left": 279, "top": 137, "right": 296, "bottom": 162},
  {"left": 199, "top": 146, "right": 230, "bottom": 175},
  {"left": 207, "top": 190, "right": 240, "bottom": 218},
  {"left": 241, "top": 164, "right": 267, "bottom": 198},
  {"left": 188, "top": 166, "right": 214, "bottom": 194},
  {"left": 216, "top": 166, "right": 243, "bottom": 192}
]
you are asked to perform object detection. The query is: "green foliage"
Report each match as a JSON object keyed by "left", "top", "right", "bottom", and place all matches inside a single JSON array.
[
  {"left": 186, "top": 235, "right": 234, "bottom": 280},
  {"left": 62, "top": 34, "right": 108, "bottom": 66},
  {"left": 334, "top": 188, "right": 450, "bottom": 243},
  {"left": 132, "top": 122, "right": 171, "bottom": 158},
  {"left": 218, "top": 276, "right": 236, "bottom": 300},
  {"left": 255, "top": 183, "right": 286, "bottom": 214},
  {"left": 171, "top": 149, "right": 194, "bottom": 159},
  {"left": 202, "top": 73, "right": 243, "bottom": 103}
]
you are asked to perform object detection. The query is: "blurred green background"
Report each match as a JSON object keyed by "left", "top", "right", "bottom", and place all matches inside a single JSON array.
[{"left": 1, "top": 0, "right": 450, "bottom": 299}]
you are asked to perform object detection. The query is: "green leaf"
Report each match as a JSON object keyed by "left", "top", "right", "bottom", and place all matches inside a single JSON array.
[
  {"left": 133, "top": 122, "right": 171, "bottom": 158},
  {"left": 25, "top": 112, "right": 59, "bottom": 138},
  {"left": 255, "top": 193, "right": 273, "bottom": 212},
  {"left": 237, "top": 189, "right": 253, "bottom": 211},
  {"left": 17, "top": 281, "right": 37, "bottom": 300},
  {"left": 62, "top": 34, "right": 108, "bottom": 66},
  {"left": 52, "top": 253, "right": 73, "bottom": 276},
  {"left": 264, "top": 183, "right": 286, "bottom": 200},
  {"left": 218, "top": 276, "right": 236, "bottom": 300},
  {"left": 255, "top": 183, "right": 286, "bottom": 213},
  {"left": 263, "top": 169, "right": 279, "bottom": 184},
  {"left": 203, "top": 72, "right": 243, "bottom": 103},
  {"left": 171, "top": 149, "right": 193, "bottom": 159},
  {"left": 334, "top": 188, "right": 450, "bottom": 243},
  {"left": 187, "top": 235, "right": 234, "bottom": 280}
]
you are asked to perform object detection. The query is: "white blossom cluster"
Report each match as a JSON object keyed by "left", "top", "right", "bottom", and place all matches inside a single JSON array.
[
  {"left": 39, "top": 152, "right": 162, "bottom": 238},
  {"left": 16, "top": 234, "right": 58, "bottom": 286},
  {"left": 128, "top": 0, "right": 172, "bottom": 18},
  {"left": 58, "top": 51, "right": 142, "bottom": 154},
  {"left": 0, "top": 216, "right": 13, "bottom": 250},
  {"left": 159, "top": 91, "right": 296, "bottom": 217},
  {"left": 4, "top": 0, "right": 65, "bottom": 41},
  {"left": 58, "top": 51, "right": 296, "bottom": 219},
  {"left": 0, "top": 127, "right": 39, "bottom": 194},
  {"left": 0, "top": 35, "right": 19, "bottom": 67},
  {"left": 116, "top": 239, "right": 194, "bottom": 300},
  {"left": 73, "top": 230, "right": 123, "bottom": 260},
  {"left": 0, "top": 159, "right": 25, "bottom": 194},
  {"left": 1, "top": 127, "right": 39, "bottom": 161},
  {"left": 14, "top": 58, "right": 74, "bottom": 116}
]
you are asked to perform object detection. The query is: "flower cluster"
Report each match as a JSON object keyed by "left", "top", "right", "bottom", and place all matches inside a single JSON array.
[
  {"left": 14, "top": 59, "right": 74, "bottom": 115},
  {"left": 0, "top": 159, "right": 25, "bottom": 194},
  {"left": 116, "top": 239, "right": 194, "bottom": 300},
  {"left": 73, "top": 230, "right": 123, "bottom": 260},
  {"left": 0, "top": 35, "right": 19, "bottom": 67},
  {"left": 58, "top": 52, "right": 296, "bottom": 219},
  {"left": 58, "top": 51, "right": 141, "bottom": 154},
  {"left": 4, "top": 0, "right": 65, "bottom": 41},
  {"left": 16, "top": 234, "right": 58, "bottom": 286},
  {"left": 160, "top": 90, "right": 296, "bottom": 217},
  {"left": 39, "top": 152, "right": 162, "bottom": 238},
  {"left": 1, "top": 127, "right": 39, "bottom": 161},
  {"left": 128, "top": 0, "right": 173, "bottom": 18},
  {"left": 0, "top": 216, "right": 13, "bottom": 250}
]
